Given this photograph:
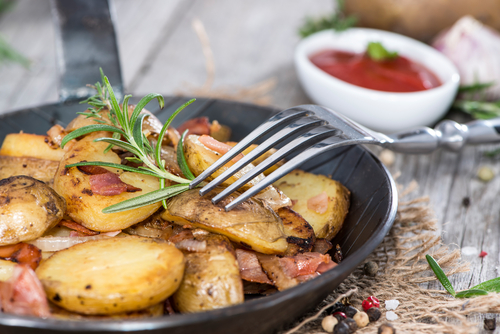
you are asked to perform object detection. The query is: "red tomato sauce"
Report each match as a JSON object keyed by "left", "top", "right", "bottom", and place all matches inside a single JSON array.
[{"left": 309, "top": 49, "right": 442, "bottom": 92}]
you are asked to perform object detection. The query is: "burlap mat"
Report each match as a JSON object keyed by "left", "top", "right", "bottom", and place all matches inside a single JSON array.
[{"left": 280, "top": 181, "right": 500, "bottom": 334}]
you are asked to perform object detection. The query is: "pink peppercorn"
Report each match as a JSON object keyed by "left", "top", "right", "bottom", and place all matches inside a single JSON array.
[
  {"left": 479, "top": 251, "right": 488, "bottom": 258},
  {"left": 362, "top": 296, "right": 380, "bottom": 311}
]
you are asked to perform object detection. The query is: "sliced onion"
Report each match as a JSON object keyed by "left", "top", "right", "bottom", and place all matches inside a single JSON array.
[
  {"left": 28, "top": 235, "right": 113, "bottom": 252},
  {"left": 100, "top": 230, "right": 121, "bottom": 237},
  {"left": 175, "top": 239, "right": 207, "bottom": 252}
]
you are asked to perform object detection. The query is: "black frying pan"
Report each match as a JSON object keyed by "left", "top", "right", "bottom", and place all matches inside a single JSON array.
[{"left": 0, "top": 1, "right": 398, "bottom": 333}]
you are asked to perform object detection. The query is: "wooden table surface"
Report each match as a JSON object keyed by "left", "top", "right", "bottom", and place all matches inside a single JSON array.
[{"left": 1, "top": 0, "right": 499, "bottom": 330}]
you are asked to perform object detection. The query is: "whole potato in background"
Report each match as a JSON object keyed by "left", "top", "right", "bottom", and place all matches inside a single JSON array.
[
  {"left": 0, "top": 176, "right": 66, "bottom": 245},
  {"left": 344, "top": 0, "right": 500, "bottom": 42}
]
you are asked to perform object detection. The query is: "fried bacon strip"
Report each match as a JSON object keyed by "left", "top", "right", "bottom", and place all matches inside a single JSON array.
[
  {"left": 0, "top": 265, "right": 50, "bottom": 317},
  {"left": 0, "top": 243, "right": 42, "bottom": 271},
  {"left": 198, "top": 135, "right": 244, "bottom": 162},
  {"left": 59, "top": 220, "right": 99, "bottom": 236},
  {"left": 177, "top": 117, "right": 211, "bottom": 136},
  {"left": 236, "top": 249, "right": 272, "bottom": 284}
]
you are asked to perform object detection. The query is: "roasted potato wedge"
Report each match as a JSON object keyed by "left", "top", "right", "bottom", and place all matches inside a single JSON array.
[
  {"left": 0, "top": 133, "right": 64, "bottom": 161},
  {"left": 274, "top": 170, "right": 350, "bottom": 240},
  {"left": 36, "top": 236, "right": 185, "bottom": 315},
  {"left": 161, "top": 189, "right": 288, "bottom": 255},
  {"left": 173, "top": 234, "right": 243, "bottom": 313},
  {"left": 277, "top": 207, "right": 316, "bottom": 256},
  {"left": 0, "top": 156, "right": 58, "bottom": 185},
  {"left": 53, "top": 135, "right": 161, "bottom": 232},
  {"left": 0, "top": 176, "right": 66, "bottom": 246},
  {"left": 0, "top": 259, "right": 16, "bottom": 281}
]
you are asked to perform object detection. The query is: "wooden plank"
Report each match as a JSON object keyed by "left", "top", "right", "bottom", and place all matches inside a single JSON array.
[
  {"left": 129, "top": 0, "right": 333, "bottom": 109},
  {"left": 0, "top": 0, "right": 58, "bottom": 114}
]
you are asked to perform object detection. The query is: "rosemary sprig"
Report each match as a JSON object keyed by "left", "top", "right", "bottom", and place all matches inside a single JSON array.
[
  {"left": 298, "top": 0, "right": 356, "bottom": 38},
  {"left": 61, "top": 69, "right": 196, "bottom": 213},
  {"left": 426, "top": 254, "right": 499, "bottom": 298}
]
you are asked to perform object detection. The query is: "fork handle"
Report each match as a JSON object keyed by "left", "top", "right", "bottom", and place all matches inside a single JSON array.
[{"left": 385, "top": 118, "right": 500, "bottom": 153}]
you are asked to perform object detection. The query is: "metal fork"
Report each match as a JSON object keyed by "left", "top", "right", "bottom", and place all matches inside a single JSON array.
[{"left": 189, "top": 104, "right": 500, "bottom": 211}]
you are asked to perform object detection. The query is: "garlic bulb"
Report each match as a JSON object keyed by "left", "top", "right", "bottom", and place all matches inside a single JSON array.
[{"left": 432, "top": 16, "right": 500, "bottom": 100}]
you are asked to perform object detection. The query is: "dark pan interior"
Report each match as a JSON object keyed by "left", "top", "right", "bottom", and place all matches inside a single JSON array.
[{"left": 0, "top": 97, "right": 397, "bottom": 334}]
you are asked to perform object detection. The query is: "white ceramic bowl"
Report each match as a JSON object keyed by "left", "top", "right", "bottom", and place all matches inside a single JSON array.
[{"left": 294, "top": 28, "right": 460, "bottom": 133}]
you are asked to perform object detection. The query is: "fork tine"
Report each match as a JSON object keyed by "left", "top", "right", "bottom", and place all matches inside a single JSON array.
[
  {"left": 223, "top": 135, "right": 371, "bottom": 211},
  {"left": 211, "top": 125, "right": 340, "bottom": 205},
  {"left": 189, "top": 107, "right": 313, "bottom": 189},
  {"left": 198, "top": 116, "right": 325, "bottom": 196}
]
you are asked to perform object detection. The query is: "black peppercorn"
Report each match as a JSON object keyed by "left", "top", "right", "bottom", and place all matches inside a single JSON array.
[
  {"left": 344, "top": 318, "right": 358, "bottom": 333},
  {"left": 363, "top": 261, "right": 379, "bottom": 277},
  {"left": 377, "top": 323, "right": 395, "bottom": 334},
  {"left": 344, "top": 306, "right": 358, "bottom": 318},
  {"left": 366, "top": 307, "right": 381, "bottom": 322},
  {"left": 326, "top": 301, "right": 347, "bottom": 315},
  {"left": 484, "top": 318, "right": 496, "bottom": 331},
  {"left": 334, "top": 244, "right": 343, "bottom": 263},
  {"left": 332, "top": 311, "right": 347, "bottom": 322},
  {"left": 462, "top": 197, "right": 470, "bottom": 207},
  {"left": 333, "top": 321, "right": 350, "bottom": 334}
]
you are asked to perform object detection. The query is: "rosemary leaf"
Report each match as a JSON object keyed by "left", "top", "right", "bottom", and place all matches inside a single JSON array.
[
  {"left": 455, "top": 289, "right": 488, "bottom": 298},
  {"left": 298, "top": 0, "right": 357, "bottom": 38},
  {"left": 130, "top": 93, "right": 165, "bottom": 128},
  {"left": 102, "top": 184, "right": 190, "bottom": 213},
  {"left": 154, "top": 98, "right": 196, "bottom": 168},
  {"left": 93, "top": 138, "right": 142, "bottom": 157},
  {"left": 426, "top": 254, "right": 456, "bottom": 297},
  {"left": 0, "top": 36, "right": 30, "bottom": 68},
  {"left": 65, "top": 161, "right": 161, "bottom": 178},
  {"left": 177, "top": 130, "right": 195, "bottom": 180},
  {"left": 104, "top": 132, "right": 121, "bottom": 154},
  {"left": 470, "top": 277, "right": 500, "bottom": 293},
  {"left": 132, "top": 113, "right": 149, "bottom": 152},
  {"left": 61, "top": 124, "right": 125, "bottom": 148},
  {"left": 458, "top": 82, "right": 494, "bottom": 94},
  {"left": 103, "top": 76, "right": 126, "bottom": 130},
  {"left": 124, "top": 157, "right": 143, "bottom": 164}
]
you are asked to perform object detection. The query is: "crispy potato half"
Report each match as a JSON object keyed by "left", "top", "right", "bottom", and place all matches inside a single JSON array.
[
  {"left": 53, "top": 135, "right": 161, "bottom": 232},
  {"left": 162, "top": 189, "right": 288, "bottom": 255},
  {"left": 226, "top": 142, "right": 284, "bottom": 175},
  {"left": 0, "top": 133, "right": 64, "bottom": 161},
  {"left": 277, "top": 207, "right": 316, "bottom": 256},
  {"left": 0, "top": 176, "right": 66, "bottom": 246},
  {"left": 274, "top": 170, "right": 350, "bottom": 240},
  {"left": 0, "top": 155, "right": 58, "bottom": 185},
  {"left": 174, "top": 234, "right": 244, "bottom": 313},
  {"left": 36, "top": 236, "right": 185, "bottom": 315}
]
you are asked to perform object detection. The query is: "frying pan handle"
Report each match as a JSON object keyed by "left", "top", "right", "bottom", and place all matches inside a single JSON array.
[{"left": 51, "top": 0, "right": 123, "bottom": 102}]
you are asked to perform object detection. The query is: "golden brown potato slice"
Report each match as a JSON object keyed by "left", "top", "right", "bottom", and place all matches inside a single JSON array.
[
  {"left": 173, "top": 234, "right": 244, "bottom": 313},
  {"left": 226, "top": 142, "right": 284, "bottom": 175},
  {"left": 274, "top": 170, "right": 350, "bottom": 240},
  {"left": 210, "top": 121, "right": 232, "bottom": 142},
  {"left": 277, "top": 207, "right": 316, "bottom": 256},
  {"left": 161, "top": 188, "right": 288, "bottom": 255},
  {"left": 184, "top": 134, "right": 263, "bottom": 190},
  {"left": 0, "top": 133, "right": 64, "bottom": 161},
  {"left": 36, "top": 236, "right": 185, "bottom": 315},
  {"left": 0, "top": 176, "right": 66, "bottom": 246},
  {"left": 53, "top": 135, "right": 161, "bottom": 232},
  {"left": 0, "top": 156, "right": 58, "bottom": 185}
]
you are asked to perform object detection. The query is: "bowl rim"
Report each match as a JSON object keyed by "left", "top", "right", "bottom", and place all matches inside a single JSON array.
[
  {"left": 294, "top": 28, "right": 460, "bottom": 97},
  {"left": 0, "top": 98, "right": 399, "bottom": 332}
]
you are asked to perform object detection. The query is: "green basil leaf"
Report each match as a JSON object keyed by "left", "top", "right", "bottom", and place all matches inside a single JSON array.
[
  {"left": 61, "top": 124, "right": 125, "bottom": 148},
  {"left": 177, "top": 130, "right": 195, "bottom": 180},
  {"left": 102, "top": 184, "right": 190, "bottom": 213},
  {"left": 470, "top": 277, "right": 500, "bottom": 293},
  {"left": 65, "top": 161, "right": 160, "bottom": 178},
  {"left": 154, "top": 98, "right": 196, "bottom": 167},
  {"left": 455, "top": 289, "right": 489, "bottom": 298},
  {"left": 367, "top": 42, "right": 398, "bottom": 62},
  {"left": 129, "top": 94, "right": 165, "bottom": 127},
  {"left": 426, "top": 254, "right": 456, "bottom": 297}
]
